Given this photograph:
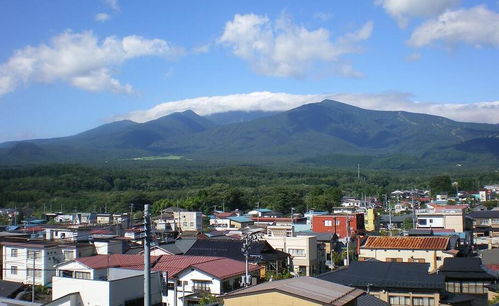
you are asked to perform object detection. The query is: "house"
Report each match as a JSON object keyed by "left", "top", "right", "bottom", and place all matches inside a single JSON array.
[
  {"left": 1, "top": 240, "right": 64, "bottom": 285},
  {"left": 468, "top": 210, "right": 499, "bottom": 237},
  {"left": 170, "top": 211, "right": 203, "bottom": 232},
  {"left": 311, "top": 213, "right": 365, "bottom": 239},
  {"left": 227, "top": 216, "right": 254, "bottom": 229},
  {"left": 58, "top": 243, "right": 96, "bottom": 262},
  {"left": 209, "top": 215, "right": 253, "bottom": 231},
  {"left": 247, "top": 209, "right": 283, "bottom": 218},
  {"left": 358, "top": 236, "right": 458, "bottom": 272},
  {"left": 184, "top": 238, "right": 289, "bottom": 274},
  {"left": 439, "top": 257, "right": 496, "bottom": 305},
  {"left": 55, "top": 254, "right": 261, "bottom": 306},
  {"left": 378, "top": 214, "right": 413, "bottom": 230},
  {"left": 96, "top": 214, "right": 112, "bottom": 225},
  {"left": 416, "top": 204, "right": 470, "bottom": 232},
  {"left": 223, "top": 276, "right": 381, "bottom": 306},
  {"left": 317, "top": 261, "right": 445, "bottom": 305},
  {"left": 50, "top": 268, "right": 163, "bottom": 306},
  {"left": 264, "top": 225, "right": 318, "bottom": 276},
  {"left": 45, "top": 226, "right": 92, "bottom": 242}
]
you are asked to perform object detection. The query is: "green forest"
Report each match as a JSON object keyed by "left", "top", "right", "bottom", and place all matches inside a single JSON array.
[{"left": 1, "top": 161, "right": 498, "bottom": 219}]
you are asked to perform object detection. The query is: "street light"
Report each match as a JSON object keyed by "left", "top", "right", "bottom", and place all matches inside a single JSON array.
[{"left": 241, "top": 233, "right": 259, "bottom": 286}]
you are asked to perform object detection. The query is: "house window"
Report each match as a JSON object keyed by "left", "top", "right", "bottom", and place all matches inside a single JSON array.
[
  {"left": 27, "top": 268, "right": 42, "bottom": 278},
  {"left": 386, "top": 258, "right": 403, "bottom": 262},
  {"left": 63, "top": 251, "right": 75, "bottom": 261},
  {"left": 412, "top": 297, "right": 434, "bottom": 305},
  {"left": 324, "top": 220, "right": 332, "bottom": 226},
  {"left": 417, "top": 219, "right": 427, "bottom": 225},
  {"left": 27, "top": 250, "right": 41, "bottom": 259},
  {"left": 389, "top": 295, "right": 410, "bottom": 305},
  {"left": 10, "top": 266, "right": 17, "bottom": 275},
  {"left": 10, "top": 248, "right": 18, "bottom": 257},
  {"left": 74, "top": 271, "right": 91, "bottom": 279},
  {"left": 190, "top": 222, "right": 194, "bottom": 227},
  {"left": 288, "top": 249, "right": 306, "bottom": 256},
  {"left": 183, "top": 222, "right": 187, "bottom": 227},
  {"left": 192, "top": 280, "right": 211, "bottom": 292}
]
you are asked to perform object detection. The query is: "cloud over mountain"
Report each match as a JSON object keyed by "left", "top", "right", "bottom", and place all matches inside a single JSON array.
[{"left": 115, "top": 91, "right": 499, "bottom": 125}]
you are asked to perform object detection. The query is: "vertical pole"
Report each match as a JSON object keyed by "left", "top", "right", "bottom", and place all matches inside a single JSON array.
[
  {"left": 144, "top": 204, "right": 151, "bottom": 306},
  {"left": 346, "top": 216, "right": 350, "bottom": 266},
  {"left": 182, "top": 281, "right": 185, "bottom": 306},
  {"left": 31, "top": 251, "right": 35, "bottom": 302},
  {"left": 130, "top": 203, "right": 134, "bottom": 227}
]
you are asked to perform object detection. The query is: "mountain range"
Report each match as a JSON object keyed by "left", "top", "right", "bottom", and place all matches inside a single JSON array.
[{"left": 1, "top": 100, "right": 498, "bottom": 169}]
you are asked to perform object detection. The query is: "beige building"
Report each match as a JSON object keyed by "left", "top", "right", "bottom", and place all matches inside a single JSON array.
[
  {"left": 224, "top": 276, "right": 368, "bottom": 306},
  {"left": 359, "top": 236, "right": 457, "bottom": 271},
  {"left": 264, "top": 225, "right": 317, "bottom": 276},
  {"left": 416, "top": 204, "right": 469, "bottom": 232}
]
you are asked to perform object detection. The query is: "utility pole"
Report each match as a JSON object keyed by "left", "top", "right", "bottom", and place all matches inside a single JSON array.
[
  {"left": 412, "top": 189, "right": 416, "bottom": 228},
  {"left": 357, "top": 164, "right": 360, "bottom": 179},
  {"left": 130, "top": 203, "right": 134, "bottom": 227},
  {"left": 345, "top": 216, "right": 350, "bottom": 266},
  {"left": 143, "top": 204, "right": 151, "bottom": 306},
  {"left": 31, "top": 251, "right": 36, "bottom": 302}
]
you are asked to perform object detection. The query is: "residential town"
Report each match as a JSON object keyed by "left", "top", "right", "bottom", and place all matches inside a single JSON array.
[{"left": 0, "top": 184, "right": 498, "bottom": 306}]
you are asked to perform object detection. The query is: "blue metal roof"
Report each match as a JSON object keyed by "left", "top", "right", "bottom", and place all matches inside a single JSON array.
[{"left": 227, "top": 216, "right": 253, "bottom": 223}]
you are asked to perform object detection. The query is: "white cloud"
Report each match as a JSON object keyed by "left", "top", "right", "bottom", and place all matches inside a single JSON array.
[
  {"left": 192, "top": 44, "right": 210, "bottom": 54},
  {"left": 104, "top": 0, "right": 119, "bottom": 11},
  {"left": 409, "top": 5, "right": 499, "bottom": 48},
  {"left": 218, "top": 14, "right": 373, "bottom": 78},
  {"left": 376, "top": 0, "right": 460, "bottom": 28},
  {"left": 406, "top": 52, "right": 421, "bottom": 61},
  {"left": 114, "top": 91, "right": 499, "bottom": 124},
  {"left": 95, "top": 13, "right": 111, "bottom": 22},
  {"left": 0, "top": 31, "right": 183, "bottom": 96}
]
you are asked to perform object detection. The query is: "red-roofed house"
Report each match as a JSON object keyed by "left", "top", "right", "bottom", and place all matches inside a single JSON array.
[{"left": 55, "top": 254, "right": 262, "bottom": 305}]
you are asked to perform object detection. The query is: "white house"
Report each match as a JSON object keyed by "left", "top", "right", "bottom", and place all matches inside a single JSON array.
[
  {"left": 50, "top": 268, "right": 163, "bottom": 306},
  {"left": 56, "top": 254, "right": 261, "bottom": 306},
  {"left": 2, "top": 241, "right": 64, "bottom": 286}
]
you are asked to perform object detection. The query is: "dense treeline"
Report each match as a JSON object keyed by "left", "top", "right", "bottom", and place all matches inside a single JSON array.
[{"left": 0, "top": 162, "right": 498, "bottom": 217}]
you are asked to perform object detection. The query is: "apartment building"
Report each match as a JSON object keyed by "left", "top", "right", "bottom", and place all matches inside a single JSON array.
[
  {"left": 264, "top": 225, "right": 318, "bottom": 276},
  {"left": 2, "top": 241, "right": 64, "bottom": 285},
  {"left": 311, "top": 213, "right": 365, "bottom": 238}
]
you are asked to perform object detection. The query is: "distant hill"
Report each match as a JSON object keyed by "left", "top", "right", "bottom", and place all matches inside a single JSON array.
[{"left": 1, "top": 100, "right": 498, "bottom": 169}]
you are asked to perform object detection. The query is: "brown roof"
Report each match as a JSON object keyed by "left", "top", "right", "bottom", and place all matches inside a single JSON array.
[
  {"left": 362, "top": 236, "right": 450, "bottom": 250},
  {"left": 224, "top": 276, "right": 364, "bottom": 305}
]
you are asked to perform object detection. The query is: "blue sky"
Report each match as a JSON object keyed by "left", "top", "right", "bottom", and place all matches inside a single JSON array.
[{"left": 1, "top": 0, "right": 499, "bottom": 142}]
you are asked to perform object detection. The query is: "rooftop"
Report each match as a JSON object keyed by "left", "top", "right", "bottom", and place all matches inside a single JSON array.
[
  {"left": 317, "top": 261, "right": 445, "bottom": 290},
  {"left": 362, "top": 236, "right": 449, "bottom": 250},
  {"left": 225, "top": 276, "right": 365, "bottom": 305},
  {"left": 468, "top": 210, "right": 499, "bottom": 218},
  {"left": 73, "top": 254, "right": 260, "bottom": 280}
]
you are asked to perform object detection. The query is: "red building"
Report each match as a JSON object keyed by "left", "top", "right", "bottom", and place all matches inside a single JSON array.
[{"left": 311, "top": 214, "right": 365, "bottom": 238}]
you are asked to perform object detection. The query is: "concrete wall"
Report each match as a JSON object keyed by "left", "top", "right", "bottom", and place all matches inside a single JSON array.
[{"left": 52, "top": 271, "right": 162, "bottom": 306}]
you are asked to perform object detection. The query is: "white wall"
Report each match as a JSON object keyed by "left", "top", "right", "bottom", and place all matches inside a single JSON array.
[{"left": 52, "top": 270, "right": 162, "bottom": 306}]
